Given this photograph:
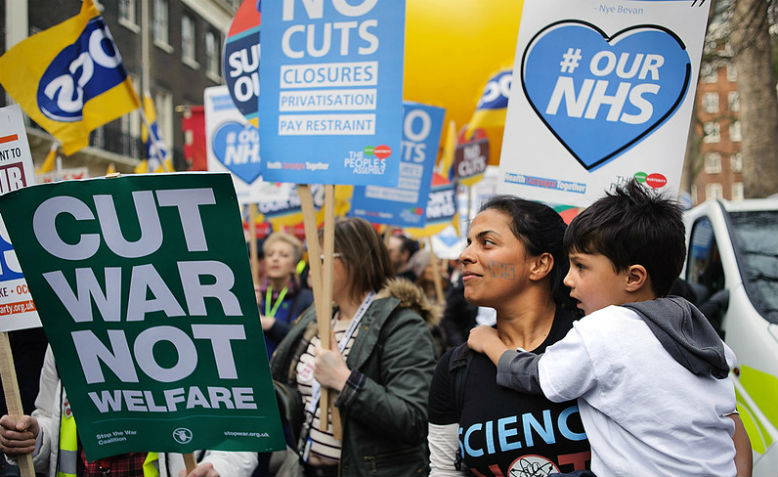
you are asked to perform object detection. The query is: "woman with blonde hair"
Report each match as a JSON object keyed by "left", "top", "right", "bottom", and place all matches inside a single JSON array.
[
  {"left": 259, "top": 232, "right": 313, "bottom": 359},
  {"left": 271, "top": 217, "right": 439, "bottom": 477}
]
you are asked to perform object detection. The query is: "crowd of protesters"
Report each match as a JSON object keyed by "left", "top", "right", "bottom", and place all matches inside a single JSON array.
[{"left": 0, "top": 182, "right": 751, "bottom": 477}]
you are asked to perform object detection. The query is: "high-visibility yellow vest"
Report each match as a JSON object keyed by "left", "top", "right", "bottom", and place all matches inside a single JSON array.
[{"left": 57, "top": 408, "right": 159, "bottom": 477}]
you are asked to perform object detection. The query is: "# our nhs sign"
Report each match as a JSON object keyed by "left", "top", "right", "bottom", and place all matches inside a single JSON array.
[{"left": 497, "top": 0, "right": 710, "bottom": 207}]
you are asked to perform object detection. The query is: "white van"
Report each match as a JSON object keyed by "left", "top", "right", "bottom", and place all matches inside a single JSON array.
[{"left": 682, "top": 198, "right": 778, "bottom": 475}]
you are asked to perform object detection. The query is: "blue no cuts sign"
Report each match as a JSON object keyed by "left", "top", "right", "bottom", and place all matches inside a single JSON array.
[
  {"left": 350, "top": 102, "right": 444, "bottom": 227},
  {"left": 258, "top": 0, "right": 405, "bottom": 185}
]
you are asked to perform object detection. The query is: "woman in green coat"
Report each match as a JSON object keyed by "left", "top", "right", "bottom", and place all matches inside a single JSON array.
[{"left": 271, "top": 217, "right": 440, "bottom": 477}]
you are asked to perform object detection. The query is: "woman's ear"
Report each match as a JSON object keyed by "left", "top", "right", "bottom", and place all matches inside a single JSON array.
[
  {"left": 529, "top": 253, "right": 554, "bottom": 281},
  {"left": 624, "top": 264, "right": 648, "bottom": 292}
]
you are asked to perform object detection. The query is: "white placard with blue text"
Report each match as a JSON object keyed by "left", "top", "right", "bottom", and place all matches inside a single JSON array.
[
  {"left": 497, "top": 0, "right": 710, "bottom": 206},
  {"left": 258, "top": 0, "right": 405, "bottom": 186},
  {"left": 350, "top": 102, "right": 444, "bottom": 227},
  {"left": 0, "top": 104, "right": 40, "bottom": 331},
  {"left": 205, "top": 86, "right": 279, "bottom": 204}
]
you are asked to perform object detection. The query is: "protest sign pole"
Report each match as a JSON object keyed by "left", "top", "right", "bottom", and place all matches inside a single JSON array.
[
  {"left": 0, "top": 332, "right": 35, "bottom": 477},
  {"left": 427, "top": 238, "right": 445, "bottom": 305},
  {"left": 383, "top": 226, "right": 394, "bottom": 248},
  {"left": 296, "top": 186, "right": 332, "bottom": 430},
  {"left": 467, "top": 185, "right": 473, "bottom": 223},
  {"left": 321, "top": 185, "right": 342, "bottom": 438},
  {"left": 248, "top": 204, "right": 260, "bottom": 287},
  {"left": 183, "top": 452, "right": 197, "bottom": 474}
]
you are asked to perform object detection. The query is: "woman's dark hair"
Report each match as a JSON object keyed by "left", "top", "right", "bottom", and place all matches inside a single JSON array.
[
  {"left": 323, "top": 217, "right": 394, "bottom": 301},
  {"left": 479, "top": 195, "right": 575, "bottom": 310}
]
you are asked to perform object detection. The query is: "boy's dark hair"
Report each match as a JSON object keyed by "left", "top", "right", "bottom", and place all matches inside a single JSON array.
[
  {"left": 480, "top": 195, "right": 576, "bottom": 310},
  {"left": 563, "top": 179, "right": 685, "bottom": 297}
]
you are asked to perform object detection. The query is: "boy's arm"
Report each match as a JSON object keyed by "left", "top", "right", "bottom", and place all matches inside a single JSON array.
[
  {"left": 728, "top": 413, "right": 752, "bottom": 477},
  {"left": 467, "top": 325, "right": 544, "bottom": 395},
  {"left": 496, "top": 349, "right": 544, "bottom": 395}
]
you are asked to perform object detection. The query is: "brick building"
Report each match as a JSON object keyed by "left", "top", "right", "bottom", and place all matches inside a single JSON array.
[
  {"left": 690, "top": 58, "right": 745, "bottom": 205},
  {"left": 1, "top": 0, "right": 238, "bottom": 177}
]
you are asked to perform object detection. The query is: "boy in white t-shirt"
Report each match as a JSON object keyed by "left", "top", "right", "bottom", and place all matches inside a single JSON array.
[{"left": 468, "top": 180, "right": 751, "bottom": 477}]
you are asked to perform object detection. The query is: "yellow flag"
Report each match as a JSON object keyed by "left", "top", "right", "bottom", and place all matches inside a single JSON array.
[
  {"left": 36, "top": 143, "right": 58, "bottom": 174},
  {"left": 141, "top": 93, "right": 173, "bottom": 172},
  {"left": 134, "top": 159, "right": 149, "bottom": 174},
  {"left": 0, "top": 0, "right": 140, "bottom": 155},
  {"left": 436, "top": 120, "right": 457, "bottom": 181}
]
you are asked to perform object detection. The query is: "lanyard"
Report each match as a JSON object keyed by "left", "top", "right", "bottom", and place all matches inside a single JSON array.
[
  {"left": 264, "top": 286, "right": 288, "bottom": 318},
  {"left": 306, "top": 291, "right": 376, "bottom": 415}
]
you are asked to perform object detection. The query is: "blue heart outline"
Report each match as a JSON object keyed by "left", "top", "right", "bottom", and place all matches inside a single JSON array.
[
  {"left": 212, "top": 120, "right": 262, "bottom": 184},
  {"left": 520, "top": 20, "right": 691, "bottom": 171}
]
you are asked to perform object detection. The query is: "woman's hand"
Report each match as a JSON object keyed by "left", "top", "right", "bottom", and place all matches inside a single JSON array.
[
  {"left": 259, "top": 314, "right": 275, "bottom": 331},
  {"left": 314, "top": 334, "right": 351, "bottom": 392}
]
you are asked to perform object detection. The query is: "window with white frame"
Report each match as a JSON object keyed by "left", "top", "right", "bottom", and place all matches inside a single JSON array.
[
  {"left": 704, "top": 152, "right": 722, "bottom": 174},
  {"left": 702, "top": 92, "right": 719, "bottom": 113},
  {"left": 706, "top": 183, "right": 723, "bottom": 200},
  {"left": 728, "top": 91, "right": 740, "bottom": 112},
  {"left": 731, "top": 153, "right": 743, "bottom": 172},
  {"left": 726, "top": 63, "right": 737, "bottom": 82},
  {"left": 182, "top": 15, "right": 197, "bottom": 67},
  {"left": 701, "top": 63, "right": 717, "bottom": 83},
  {"left": 729, "top": 121, "right": 742, "bottom": 142},
  {"left": 119, "top": 0, "right": 138, "bottom": 29},
  {"left": 153, "top": 0, "right": 169, "bottom": 47},
  {"left": 703, "top": 122, "right": 720, "bottom": 143},
  {"left": 731, "top": 182, "right": 744, "bottom": 201},
  {"left": 205, "top": 31, "right": 220, "bottom": 79}
]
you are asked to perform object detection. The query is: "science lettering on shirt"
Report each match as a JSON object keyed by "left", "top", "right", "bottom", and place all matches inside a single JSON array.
[{"left": 459, "top": 405, "right": 588, "bottom": 477}]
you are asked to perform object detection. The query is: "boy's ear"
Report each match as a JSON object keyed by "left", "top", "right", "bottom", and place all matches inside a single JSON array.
[
  {"left": 624, "top": 264, "right": 648, "bottom": 292},
  {"left": 529, "top": 252, "right": 554, "bottom": 281}
]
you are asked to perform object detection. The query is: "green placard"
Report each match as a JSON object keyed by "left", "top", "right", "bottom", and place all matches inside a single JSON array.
[{"left": 0, "top": 172, "right": 284, "bottom": 460}]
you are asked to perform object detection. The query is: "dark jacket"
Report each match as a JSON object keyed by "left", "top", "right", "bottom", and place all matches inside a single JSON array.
[{"left": 270, "top": 279, "right": 440, "bottom": 477}]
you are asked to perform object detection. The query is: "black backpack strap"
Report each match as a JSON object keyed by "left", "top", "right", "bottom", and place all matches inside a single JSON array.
[
  {"left": 449, "top": 343, "right": 473, "bottom": 413},
  {"left": 448, "top": 343, "right": 473, "bottom": 471}
]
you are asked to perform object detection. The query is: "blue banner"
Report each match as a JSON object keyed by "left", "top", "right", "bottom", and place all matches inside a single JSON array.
[
  {"left": 258, "top": 0, "right": 405, "bottom": 185},
  {"left": 350, "top": 102, "right": 444, "bottom": 227}
]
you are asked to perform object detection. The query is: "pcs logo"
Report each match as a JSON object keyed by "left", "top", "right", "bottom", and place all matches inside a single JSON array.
[{"left": 37, "top": 18, "right": 129, "bottom": 122}]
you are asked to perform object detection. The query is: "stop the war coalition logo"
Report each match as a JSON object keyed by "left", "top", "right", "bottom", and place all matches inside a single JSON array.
[{"left": 521, "top": 21, "right": 691, "bottom": 171}]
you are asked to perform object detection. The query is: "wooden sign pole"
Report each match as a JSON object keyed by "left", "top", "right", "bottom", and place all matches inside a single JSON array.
[
  {"left": 427, "top": 238, "right": 445, "bottom": 305},
  {"left": 183, "top": 452, "right": 197, "bottom": 474},
  {"left": 248, "top": 204, "right": 260, "bottom": 288},
  {"left": 0, "top": 332, "right": 35, "bottom": 477},
  {"left": 296, "top": 186, "right": 331, "bottom": 431},
  {"left": 321, "top": 186, "right": 342, "bottom": 439}
]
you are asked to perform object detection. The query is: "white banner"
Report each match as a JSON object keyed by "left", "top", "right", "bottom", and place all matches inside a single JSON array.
[
  {"left": 0, "top": 104, "right": 41, "bottom": 331},
  {"left": 498, "top": 0, "right": 710, "bottom": 206}
]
